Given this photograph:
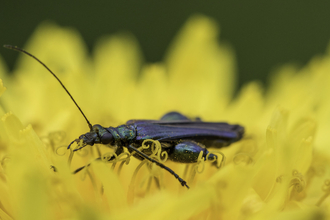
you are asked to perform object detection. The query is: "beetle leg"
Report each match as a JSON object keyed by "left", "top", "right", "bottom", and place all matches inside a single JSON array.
[
  {"left": 127, "top": 144, "right": 189, "bottom": 189},
  {"left": 160, "top": 111, "right": 202, "bottom": 121},
  {"left": 160, "top": 111, "right": 190, "bottom": 121},
  {"left": 73, "top": 146, "right": 124, "bottom": 174},
  {"left": 67, "top": 140, "right": 76, "bottom": 149},
  {"left": 167, "top": 140, "right": 217, "bottom": 163}
]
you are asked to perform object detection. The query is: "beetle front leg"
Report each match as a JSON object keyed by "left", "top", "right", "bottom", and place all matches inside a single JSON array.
[
  {"left": 167, "top": 141, "right": 217, "bottom": 163},
  {"left": 72, "top": 146, "right": 124, "bottom": 174}
]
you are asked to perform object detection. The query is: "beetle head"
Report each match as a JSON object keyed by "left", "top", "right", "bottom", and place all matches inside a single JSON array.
[
  {"left": 68, "top": 124, "right": 114, "bottom": 151},
  {"left": 77, "top": 130, "right": 100, "bottom": 146}
]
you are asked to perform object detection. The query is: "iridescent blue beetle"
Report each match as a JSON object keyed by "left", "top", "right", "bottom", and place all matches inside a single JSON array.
[{"left": 4, "top": 45, "right": 244, "bottom": 188}]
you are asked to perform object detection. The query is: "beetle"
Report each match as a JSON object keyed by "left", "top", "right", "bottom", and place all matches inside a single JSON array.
[{"left": 4, "top": 45, "right": 244, "bottom": 189}]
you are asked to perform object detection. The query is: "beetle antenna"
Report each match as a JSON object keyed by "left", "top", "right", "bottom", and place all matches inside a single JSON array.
[{"left": 3, "top": 45, "right": 93, "bottom": 130}]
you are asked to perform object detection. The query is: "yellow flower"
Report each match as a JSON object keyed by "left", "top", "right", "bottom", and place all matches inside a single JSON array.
[{"left": 0, "top": 15, "right": 329, "bottom": 219}]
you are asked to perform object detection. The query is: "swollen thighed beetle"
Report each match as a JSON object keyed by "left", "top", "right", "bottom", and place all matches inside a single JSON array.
[{"left": 4, "top": 45, "right": 244, "bottom": 189}]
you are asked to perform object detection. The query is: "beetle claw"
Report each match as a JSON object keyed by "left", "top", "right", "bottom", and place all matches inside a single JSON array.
[{"left": 67, "top": 140, "right": 76, "bottom": 149}]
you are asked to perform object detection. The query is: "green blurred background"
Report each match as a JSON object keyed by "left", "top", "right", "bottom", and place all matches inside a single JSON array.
[{"left": 1, "top": 0, "right": 330, "bottom": 90}]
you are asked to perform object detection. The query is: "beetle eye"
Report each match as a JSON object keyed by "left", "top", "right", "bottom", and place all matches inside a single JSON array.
[{"left": 100, "top": 133, "right": 113, "bottom": 144}]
